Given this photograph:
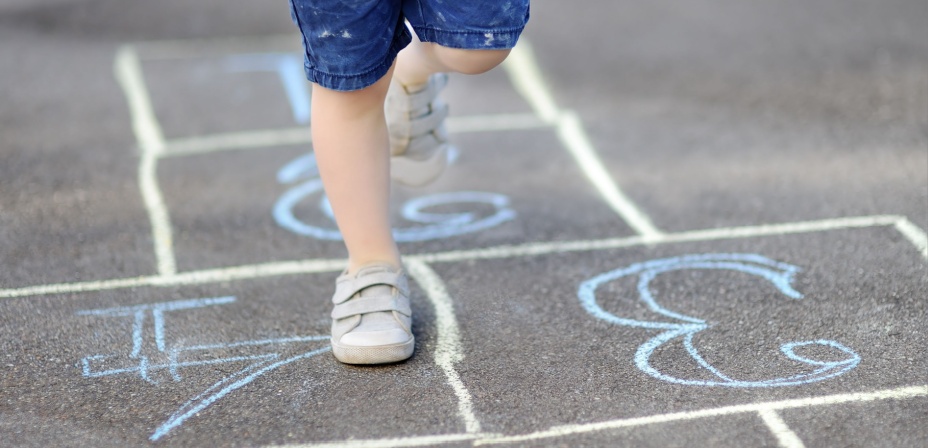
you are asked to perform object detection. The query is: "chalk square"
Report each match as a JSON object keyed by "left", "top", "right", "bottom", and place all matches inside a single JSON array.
[
  {"left": 429, "top": 226, "right": 928, "bottom": 435},
  {"left": 0, "top": 150, "right": 156, "bottom": 290},
  {"left": 141, "top": 53, "right": 305, "bottom": 139},
  {"left": 0, "top": 274, "right": 464, "bottom": 445}
]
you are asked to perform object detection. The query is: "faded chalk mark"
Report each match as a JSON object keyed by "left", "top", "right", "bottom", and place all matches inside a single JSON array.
[
  {"left": 578, "top": 254, "right": 860, "bottom": 387},
  {"left": 225, "top": 53, "right": 311, "bottom": 124},
  {"left": 273, "top": 153, "right": 515, "bottom": 242},
  {"left": 76, "top": 297, "right": 329, "bottom": 440}
]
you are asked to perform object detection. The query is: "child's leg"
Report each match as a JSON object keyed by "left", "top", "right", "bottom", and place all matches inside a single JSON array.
[
  {"left": 314, "top": 66, "right": 415, "bottom": 364},
  {"left": 311, "top": 66, "right": 399, "bottom": 275}
]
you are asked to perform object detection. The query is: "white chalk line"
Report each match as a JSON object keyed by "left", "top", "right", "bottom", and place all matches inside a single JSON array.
[
  {"left": 404, "top": 259, "right": 482, "bottom": 434},
  {"left": 115, "top": 46, "right": 166, "bottom": 156},
  {"left": 159, "top": 113, "right": 549, "bottom": 158},
  {"left": 163, "top": 127, "right": 311, "bottom": 157},
  {"left": 278, "top": 432, "right": 498, "bottom": 448},
  {"left": 0, "top": 215, "right": 919, "bottom": 299},
  {"left": 502, "top": 42, "right": 559, "bottom": 123},
  {"left": 0, "top": 259, "right": 346, "bottom": 299},
  {"left": 114, "top": 45, "right": 177, "bottom": 276},
  {"left": 137, "top": 154, "right": 175, "bottom": 276},
  {"left": 415, "top": 214, "right": 905, "bottom": 264},
  {"left": 503, "top": 41, "right": 664, "bottom": 239},
  {"left": 273, "top": 384, "right": 927, "bottom": 447},
  {"left": 757, "top": 409, "right": 806, "bottom": 448},
  {"left": 473, "top": 385, "right": 928, "bottom": 445},
  {"left": 556, "top": 111, "right": 665, "bottom": 239},
  {"left": 894, "top": 216, "right": 928, "bottom": 260}
]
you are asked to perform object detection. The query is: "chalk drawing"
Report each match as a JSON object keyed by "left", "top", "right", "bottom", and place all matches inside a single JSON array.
[
  {"left": 76, "top": 297, "right": 329, "bottom": 441},
  {"left": 578, "top": 253, "right": 860, "bottom": 387},
  {"left": 225, "top": 53, "right": 311, "bottom": 124},
  {"left": 273, "top": 153, "right": 516, "bottom": 241}
]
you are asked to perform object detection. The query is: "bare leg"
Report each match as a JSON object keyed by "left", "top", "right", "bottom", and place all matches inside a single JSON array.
[
  {"left": 311, "top": 66, "right": 399, "bottom": 275},
  {"left": 313, "top": 36, "right": 513, "bottom": 275},
  {"left": 394, "top": 33, "right": 512, "bottom": 87}
]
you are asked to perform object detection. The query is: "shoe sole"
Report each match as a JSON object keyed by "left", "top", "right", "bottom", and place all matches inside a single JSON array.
[
  {"left": 331, "top": 337, "right": 415, "bottom": 365},
  {"left": 390, "top": 145, "right": 450, "bottom": 187}
]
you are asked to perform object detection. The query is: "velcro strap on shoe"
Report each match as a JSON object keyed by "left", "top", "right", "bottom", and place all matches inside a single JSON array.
[
  {"left": 411, "top": 102, "right": 449, "bottom": 137},
  {"left": 389, "top": 101, "right": 449, "bottom": 140},
  {"left": 332, "top": 272, "right": 408, "bottom": 304},
  {"left": 394, "top": 73, "right": 449, "bottom": 112},
  {"left": 331, "top": 295, "right": 412, "bottom": 320}
]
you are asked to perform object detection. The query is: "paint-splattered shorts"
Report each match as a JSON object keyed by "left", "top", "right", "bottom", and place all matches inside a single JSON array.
[{"left": 287, "top": 0, "right": 530, "bottom": 91}]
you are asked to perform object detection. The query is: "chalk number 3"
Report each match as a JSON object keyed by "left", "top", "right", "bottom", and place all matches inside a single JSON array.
[{"left": 579, "top": 254, "right": 860, "bottom": 387}]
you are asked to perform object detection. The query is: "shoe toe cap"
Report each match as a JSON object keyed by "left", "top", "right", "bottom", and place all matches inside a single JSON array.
[{"left": 339, "top": 328, "right": 411, "bottom": 347}]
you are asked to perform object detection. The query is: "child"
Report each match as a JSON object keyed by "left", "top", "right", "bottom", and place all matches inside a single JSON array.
[{"left": 287, "top": 0, "right": 530, "bottom": 364}]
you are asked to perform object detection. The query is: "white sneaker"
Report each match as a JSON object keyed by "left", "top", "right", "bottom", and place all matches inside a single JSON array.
[
  {"left": 386, "top": 73, "right": 453, "bottom": 187},
  {"left": 330, "top": 263, "right": 414, "bottom": 364}
]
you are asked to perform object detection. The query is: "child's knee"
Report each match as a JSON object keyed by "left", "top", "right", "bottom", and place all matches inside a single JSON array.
[{"left": 435, "top": 47, "right": 511, "bottom": 75}]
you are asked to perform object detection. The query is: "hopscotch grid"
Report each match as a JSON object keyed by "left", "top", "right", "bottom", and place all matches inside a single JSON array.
[{"left": 15, "top": 35, "right": 922, "bottom": 445}]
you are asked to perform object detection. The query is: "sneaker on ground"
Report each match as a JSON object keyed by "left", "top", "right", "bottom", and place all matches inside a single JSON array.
[
  {"left": 386, "top": 73, "right": 453, "bottom": 187},
  {"left": 329, "top": 263, "right": 414, "bottom": 364}
]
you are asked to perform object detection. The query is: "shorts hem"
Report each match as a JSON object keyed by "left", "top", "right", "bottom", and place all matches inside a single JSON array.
[
  {"left": 411, "top": 25, "right": 526, "bottom": 50},
  {"left": 304, "top": 28, "right": 411, "bottom": 92}
]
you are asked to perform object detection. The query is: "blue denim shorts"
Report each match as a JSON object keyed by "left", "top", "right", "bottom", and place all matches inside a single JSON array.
[{"left": 288, "top": 0, "right": 530, "bottom": 91}]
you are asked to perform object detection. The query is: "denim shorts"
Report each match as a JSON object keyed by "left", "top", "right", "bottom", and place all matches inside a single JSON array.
[{"left": 288, "top": 0, "right": 530, "bottom": 91}]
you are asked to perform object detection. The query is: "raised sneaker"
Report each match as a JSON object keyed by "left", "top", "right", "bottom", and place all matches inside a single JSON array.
[{"left": 385, "top": 73, "right": 453, "bottom": 187}]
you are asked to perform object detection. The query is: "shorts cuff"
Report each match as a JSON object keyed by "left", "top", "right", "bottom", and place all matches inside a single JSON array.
[
  {"left": 304, "top": 28, "right": 412, "bottom": 92},
  {"left": 412, "top": 26, "right": 525, "bottom": 50}
]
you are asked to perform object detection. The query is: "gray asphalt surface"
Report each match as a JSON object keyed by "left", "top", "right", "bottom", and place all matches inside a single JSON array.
[{"left": 1, "top": 1, "right": 927, "bottom": 447}]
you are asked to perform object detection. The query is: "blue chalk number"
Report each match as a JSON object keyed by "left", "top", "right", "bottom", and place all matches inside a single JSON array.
[
  {"left": 273, "top": 153, "right": 516, "bottom": 241},
  {"left": 578, "top": 254, "right": 860, "bottom": 387}
]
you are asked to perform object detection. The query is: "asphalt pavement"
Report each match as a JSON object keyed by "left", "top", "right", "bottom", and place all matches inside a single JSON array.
[{"left": 1, "top": 1, "right": 926, "bottom": 447}]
